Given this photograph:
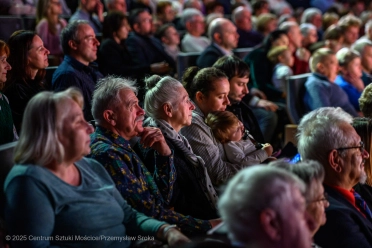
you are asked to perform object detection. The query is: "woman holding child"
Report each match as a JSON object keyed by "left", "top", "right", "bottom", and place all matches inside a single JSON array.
[{"left": 143, "top": 75, "right": 219, "bottom": 220}]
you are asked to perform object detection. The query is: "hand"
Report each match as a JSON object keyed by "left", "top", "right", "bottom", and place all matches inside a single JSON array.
[
  {"left": 262, "top": 143, "right": 273, "bottom": 156},
  {"left": 209, "top": 218, "right": 222, "bottom": 228},
  {"left": 150, "top": 62, "right": 170, "bottom": 74},
  {"left": 165, "top": 228, "right": 191, "bottom": 247},
  {"left": 138, "top": 127, "right": 171, "bottom": 156},
  {"left": 256, "top": 99, "right": 278, "bottom": 112},
  {"left": 250, "top": 88, "right": 267, "bottom": 100},
  {"left": 344, "top": 73, "right": 365, "bottom": 92},
  {"left": 296, "top": 48, "right": 311, "bottom": 62},
  {"left": 96, "top": 1, "right": 104, "bottom": 22}
]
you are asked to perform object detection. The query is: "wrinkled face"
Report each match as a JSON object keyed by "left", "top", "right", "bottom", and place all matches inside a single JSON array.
[
  {"left": 288, "top": 25, "right": 303, "bottom": 48},
  {"left": 199, "top": 78, "right": 230, "bottom": 114},
  {"left": 318, "top": 55, "right": 339, "bottom": 82},
  {"left": 346, "top": 57, "right": 363, "bottom": 78},
  {"left": 73, "top": 24, "right": 100, "bottom": 64},
  {"left": 304, "top": 28, "right": 318, "bottom": 46},
  {"left": 27, "top": 35, "right": 50, "bottom": 71},
  {"left": 115, "top": 19, "right": 129, "bottom": 41},
  {"left": 280, "top": 49, "right": 294, "bottom": 67},
  {"left": 162, "top": 5, "right": 175, "bottom": 22},
  {"left": 135, "top": 11, "right": 153, "bottom": 36},
  {"left": 306, "top": 181, "right": 329, "bottom": 236},
  {"left": 344, "top": 26, "right": 360, "bottom": 46},
  {"left": 57, "top": 98, "right": 94, "bottom": 161},
  {"left": 227, "top": 120, "right": 244, "bottom": 142},
  {"left": 228, "top": 76, "right": 249, "bottom": 103},
  {"left": 48, "top": 0, "right": 62, "bottom": 15},
  {"left": 189, "top": 15, "right": 205, "bottom": 36},
  {"left": 236, "top": 9, "right": 252, "bottom": 31},
  {"left": 114, "top": 89, "right": 146, "bottom": 140},
  {"left": 164, "top": 26, "right": 180, "bottom": 46},
  {"left": 170, "top": 87, "right": 195, "bottom": 130},
  {"left": 0, "top": 53, "right": 11, "bottom": 84},
  {"left": 361, "top": 45, "right": 372, "bottom": 72},
  {"left": 220, "top": 21, "right": 239, "bottom": 50},
  {"left": 110, "top": 0, "right": 126, "bottom": 13}
]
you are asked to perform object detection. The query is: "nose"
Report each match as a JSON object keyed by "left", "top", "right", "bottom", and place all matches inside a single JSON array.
[
  {"left": 190, "top": 101, "right": 195, "bottom": 110},
  {"left": 363, "top": 149, "right": 369, "bottom": 159},
  {"left": 45, "top": 48, "right": 50, "bottom": 55},
  {"left": 224, "top": 95, "right": 230, "bottom": 105},
  {"left": 87, "top": 122, "right": 95, "bottom": 134},
  {"left": 94, "top": 37, "right": 100, "bottom": 46},
  {"left": 243, "top": 84, "right": 248, "bottom": 94},
  {"left": 5, "top": 61, "right": 11, "bottom": 70}
]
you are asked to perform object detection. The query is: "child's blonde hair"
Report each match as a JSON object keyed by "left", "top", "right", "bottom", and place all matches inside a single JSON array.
[
  {"left": 205, "top": 111, "right": 240, "bottom": 144},
  {"left": 267, "top": 45, "right": 290, "bottom": 64},
  {"left": 309, "top": 48, "right": 335, "bottom": 73}
]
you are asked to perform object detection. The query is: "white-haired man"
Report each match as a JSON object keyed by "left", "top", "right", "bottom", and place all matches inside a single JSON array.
[
  {"left": 219, "top": 165, "right": 313, "bottom": 248},
  {"left": 297, "top": 107, "right": 372, "bottom": 247},
  {"left": 300, "top": 23, "right": 318, "bottom": 49}
]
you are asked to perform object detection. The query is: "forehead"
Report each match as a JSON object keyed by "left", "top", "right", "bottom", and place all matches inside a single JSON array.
[
  {"left": 222, "top": 21, "right": 236, "bottom": 31},
  {"left": 30, "top": 35, "right": 43, "bottom": 47},
  {"left": 77, "top": 24, "right": 95, "bottom": 37},
  {"left": 119, "top": 89, "right": 137, "bottom": 103},
  {"left": 212, "top": 78, "right": 230, "bottom": 92},
  {"left": 341, "top": 122, "right": 361, "bottom": 142},
  {"left": 139, "top": 11, "right": 151, "bottom": 19},
  {"left": 231, "top": 76, "right": 249, "bottom": 84}
]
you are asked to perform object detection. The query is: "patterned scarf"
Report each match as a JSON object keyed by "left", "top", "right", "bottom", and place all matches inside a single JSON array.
[{"left": 146, "top": 117, "right": 219, "bottom": 210}]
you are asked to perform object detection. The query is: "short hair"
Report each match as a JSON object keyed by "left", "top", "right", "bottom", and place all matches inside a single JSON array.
[
  {"left": 144, "top": 75, "right": 183, "bottom": 120},
  {"left": 219, "top": 165, "right": 305, "bottom": 245},
  {"left": 301, "top": 8, "right": 321, "bottom": 24},
  {"left": 365, "top": 19, "right": 372, "bottom": 34},
  {"left": 181, "top": 8, "right": 203, "bottom": 27},
  {"left": 205, "top": 1, "right": 224, "bottom": 14},
  {"left": 213, "top": 55, "right": 250, "bottom": 80},
  {"left": 183, "top": 0, "right": 202, "bottom": 9},
  {"left": 352, "top": 117, "right": 372, "bottom": 184},
  {"left": 300, "top": 23, "right": 317, "bottom": 36},
  {"left": 208, "top": 17, "right": 229, "bottom": 40},
  {"left": 309, "top": 48, "right": 335, "bottom": 73},
  {"left": 267, "top": 45, "right": 289, "bottom": 63},
  {"left": 323, "top": 24, "right": 343, "bottom": 41},
  {"left": 270, "top": 159, "right": 325, "bottom": 202},
  {"left": 353, "top": 39, "right": 372, "bottom": 55},
  {"left": 182, "top": 66, "right": 227, "bottom": 100},
  {"left": 92, "top": 76, "right": 138, "bottom": 124},
  {"left": 278, "top": 21, "right": 298, "bottom": 34},
  {"left": 154, "top": 23, "right": 175, "bottom": 39},
  {"left": 278, "top": 14, "right": 294, "bottom": 27},
  {"left": 14, "top": 88, "right": 84, "bottom": 166},
  {"left": 128, "top": 8, "right": 149, "bottom": 29},
  {"left": 60, "top": 20, "right": 89, "bottom": 55},
  {"left": 297, "top": 107, "right": 353, "bottom": 166},
  {"left": 102, "top": 11, "right": 127, "bottom": 39},
  {"left": 0, "top": 40, "right": 9, "bottom": 90},
  {"left": 156, "top": 0, "right": 172, "bottom": 15},
  {"left": 232, "top": 6, "right": 250, "bottom": 24},
  {"left": 262, "top": 29, "right": 288, "bottom": 51},
  {"left": 252, "top": 0, "right": 268, "bottom": 15},
  {"left": 322, "top": 12, "right": 339, "bottom": 31},
  {"left": 359, "top": 84, "right": 372, "bottom": 117},
  {"left": 336, "top": 47, "right": 360, "bottom": 67},
  {"left": 256, "top": 13, "right": 276, "bottom": 33},
  {"left": 339, "top": 15, "right": 362, "bottom": 31},
  {"left": 205, "top": 111, "right": 240, "bottom": 143}
]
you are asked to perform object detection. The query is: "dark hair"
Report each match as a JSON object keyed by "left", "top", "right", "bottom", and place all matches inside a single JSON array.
[
  {"left": 262, "top": 29, "right": 287, "bottom": 51},
  {"left": 323, "top": 24, "right": 343, "bottom": 41},
  {"left": 213, "top": 55, "right": 250, "bottom": 80},
  {"left": 205, "top": 1, "right": 224, "bottom": 14},
  {"left": 182, "top": 66, "right": 227, "bottom": 100},
  {"left": 252, "top": 0, "right": 268, "bottom": 15},
  {"left": 206, "top": 111, "right": 240, "bottom": 143},
  {"left": 60, "top": 20, "right": 89, "bottom": 55},
  {"left": 103, "top": 11, "right": 128, "bottom": 39},
  {"left": 7, "top": 30, "right": 45, "bottom": 85},
  {"left": 156, "top": 0, "right": 172, "bottom": 15},
  {"left": 155, "top": 23, "right": 175, "bottom": 39},
  {"left": 128, "top": 8, "right": 149, "bottom": 29}
]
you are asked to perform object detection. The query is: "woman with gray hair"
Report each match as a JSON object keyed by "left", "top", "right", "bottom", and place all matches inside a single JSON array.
[
  {"left": 4, "top": 88, "right": 189, "bottom": 247},
  {"left": 270, "top": 159, "right": 329, "bottom": 238},
  {"left": 143, "top": 75, "right": 219, "bottom": 220}
]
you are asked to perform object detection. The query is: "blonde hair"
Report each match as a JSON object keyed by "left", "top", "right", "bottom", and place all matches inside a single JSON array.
[
  {"left": 256, "top": 13, "right": 277, "bottom": 33},
  {"left": 14, "top": 88, "right": 84, "bottom": 166},
  {"left": 205, "top": 111, "right": 240, "bottom": 144},
  {"left": 309, "top": 48, "right": 335, "bottom": 73},
  {"left": 267, "top": 45, "right": 289, "bottom": 64}
]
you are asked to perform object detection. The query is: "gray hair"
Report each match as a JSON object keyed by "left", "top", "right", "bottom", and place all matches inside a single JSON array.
[
  {"left": 231, "top": 6, "right": 250, "bottom": 24},
  {"left": 270, "top": 160, "right": 325, "bottom": 202},
  {"left": 301, "top": 8, "right": 321, "bottom": 24},
  {"left": 144, "top": 75, "right": 183, "bottom": 120},
  {"left": 278, "top": 21, "right": 298, "bottom": 34},
  {"left": 14, "top": 88, "right": 84, "bottom": 166},
  {"left": 92, "top": 76, "right": 138, "bottom": 124},
  {"left": 365, "top": 19, "right": 372, "bottom": 34},
  {"left": 181, "top": 8, "right": 203, "bottom": 27},
  {"left": 300, "top": 23, "right": 317, "bottom": 36},
  {"left": 352, "top": 39, "right": 372, "bottom": 55},
  {"left": 336, "top": 47, "right": 360, "bottom": 67},
  {"left": 208, "top": 17, "right": 229, "bottom": 40},
  {"left": 60, "top": 20, "right": 89, "bottom": 55},
  {"left": 219, "top": 165, "right": 305, "bottom": 245},
  {"left": 297, "top": 107, "right": 353, "bottom": 167}
]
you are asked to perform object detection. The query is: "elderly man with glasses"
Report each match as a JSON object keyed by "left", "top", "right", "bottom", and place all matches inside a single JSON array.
[{"left": 297, "top": 107, "right": 372, "bottom": 248}]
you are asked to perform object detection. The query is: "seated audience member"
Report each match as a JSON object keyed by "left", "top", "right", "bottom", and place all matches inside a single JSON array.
[
  {"left": 213, "top": 55, "right": 280, "bottom": 144},
  {"left": 206, "top": 111, "right": 273, "bottom": 165},
  {"left": 278, "top": 13, "right": 296, "bottom": 27},
  {"left": 205, "top": 1, "right": 224, "bottom": 15},
  {"left": 8, "top": 0, "right": 70, "bottom": 15},
  {"left": 89, "top": 76, "right": 219, "bottom": 234},
  {"left": 267, "top": 45, "right": 294, "bottom": 97},
  {"left": 256, "top": 13, "right": 278, "bottom": 38},
  {"left": 353, "top": 118, "right": 372, "bottom": 210},
  {"left": 279, "top": 21, "right": 310, "bottom": 75},
  {"left": 300, "top": 23, "right": 318, "bottom": 50},
  {"left": 361, "top": 19, "right": 372, "bottom": 42},
  {"left": 153, "top": 1, "right": 175, "bottom": 31},
  {"left": 143, "top": 75, "right": 219, "bottom": 219},
  {"left": 69, "top": 0, "right": 103, "bottom": 34},
  {"left": 98, "top": 12, "right": 167, "bottom": 80},
  {"left": 297, "top": 107, "right": 371, "bottom": 248},
  {"left": 360, "top": 83, "right": 372, "bottom": 117},
  {"left": 104, "top": 0, "right": 126, "bottom": 14},
  {"left": 4, "top": 30, "right": 50, "bottom": 134},
  {"left": 252, "top": 0, "right": 269, "bottom": 18},
  {"left": 335, "top": 48, "right": 364, "bottom": 111},
  {"left": 5, "top": 88, "right": 190, "bottom": 248},
  {"left": 232, "top": 6, "right": 263, "bottom": 48},
  {"left": 196, "top": 18, "right": 239, "bottom": 68},
  {"left": 52, "top": 21, "right": 103, "bottom": 122},
  {"left": 353, "top": 39, "right": 372, "bottom": 86},
  {"left": 126, "top": 9, "right": 175, "bottom": 76},
  {"left": 183, "top": 0, "right": 203, "bottom": 12},
  {"left": 301, "top": 7, "right": 322, "bottom": 39},
  {"left": 181, "top": 8, "right": 210, "bottom": 52},
  {"left": 304, "top": 48, "right": 358, "bottom": 117},
  {"left": 322, "top": 12, "right": 339, "bottom": 32},
  {"left": 271, "top": 160, "right": 329, "bottom": 239},
  {"left": 267, "top": 0, "right": 292, "bottom": 16},
  {"left": 155, "top": 24, "right": 180, "bottom": 63},
  {"left": 321, "top": 24, "right": 344, "bottom": 54},
  {"left": 219, "top": 166, "right": 313, "bottom": 248},
  {"left": 36, "top": 0, "right": 67, "bottom": 59},
  {"left": 0, "top": 40, "right": 17, "bottom": 145},
  {"left": 339, "top": 15, "right": 362, "bottom": 48}
]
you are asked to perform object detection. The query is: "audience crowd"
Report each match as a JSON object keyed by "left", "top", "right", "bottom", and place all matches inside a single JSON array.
[{"left": 4, "top": 0, "right": 372, "bottom": 247}]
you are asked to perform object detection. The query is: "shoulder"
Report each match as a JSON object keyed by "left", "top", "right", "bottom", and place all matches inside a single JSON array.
[
  {"left": 36, "top": 19, "right": 48, "bottom": 30},
  {"left": 4, "top": 164, "right": 51, "bottom": 191}
]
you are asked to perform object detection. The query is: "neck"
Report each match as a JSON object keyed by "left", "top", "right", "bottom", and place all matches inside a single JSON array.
[
  {"left": 46, "top": 159, "right": 81, "bottom": 186},
  {"left": 99, "top": 122, "right": 133, "bottom": 141},
  {"left": 113, "top": 35, "right": 121, "bottom": 44},
  {"left": 288, "top": 43, "right": 296, "bottom": 53},
  {"left": 50, "top": 15, "right": 59, "bottom": 23},
  {"left": 323, "top": 177, "right": 355, "bottom": 191},
  {"left": 188, "top": 30, "right": 200, "bottom": 37},
  {"left": 164, "top": 117, "right": 182, "bottom": 133},
  {"left": 362, "top": 66, "right": 370, "bottom": 74},
  {"left": 70, "top": 54, "right": 90, "bottom": 66},
  {"left": 28, "top": 68, "right": 38, "bottom": 80}
]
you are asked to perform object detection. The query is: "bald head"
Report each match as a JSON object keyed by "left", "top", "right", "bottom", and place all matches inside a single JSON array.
[{"left": 208, "top": 18, "right": 239, "bottom": 50}]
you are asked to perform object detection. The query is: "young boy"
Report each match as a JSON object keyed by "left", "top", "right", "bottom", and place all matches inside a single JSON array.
[
  {"left": 304, "top": 48, "right": 358, "bottom": 116},
  {"left": 267, "top": 45, "right": 294, "bottom": 94}
]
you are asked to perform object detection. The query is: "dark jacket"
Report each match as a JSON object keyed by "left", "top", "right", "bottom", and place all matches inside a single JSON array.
[
  {"left": 237, "top": 28, "right": 263, "bottom": 48},
  {"left": 196, "top": 43, "right": 224, "bottom": 68}
]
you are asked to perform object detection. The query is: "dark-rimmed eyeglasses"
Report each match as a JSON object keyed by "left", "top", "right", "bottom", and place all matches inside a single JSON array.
[{"left": 336, "top": 141, "right": 365, "bottom": 154}]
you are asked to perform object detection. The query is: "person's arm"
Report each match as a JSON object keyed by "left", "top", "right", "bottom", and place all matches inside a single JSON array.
[
  {"left": 224, "top": 141, "right": 268, "bottom": 166},
  {"left": 125, "top": 36, "right": 149, "bottom": 66},
  {"left": 305, "top": 78, "right": 331, "bottom": 110},
  {"left": 5, "top": 176, "right": 57, "bottom": 248}
]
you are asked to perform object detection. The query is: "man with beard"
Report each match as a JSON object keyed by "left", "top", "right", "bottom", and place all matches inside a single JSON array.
[{"left": 297, "top": 107, "right": 372, "bottom": 248}]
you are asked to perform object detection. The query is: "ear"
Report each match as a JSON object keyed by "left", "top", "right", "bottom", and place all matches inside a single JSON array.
[
  {"left": 103, "top": 110, "right": 117, "bottom": 126},
  {"left": 185, "top": 21, "right": 192, "bottom": 30},
  {"left": 339, "top": 65, "right": 347, "bottom": 75},
  {"left": 163, "top": 103, "right": 173, "bottom": 117},
  {"left": 260, "top": 208, "right": 281, "bottom": 241},
  {"left": 213, "top": 32, "right": 222, "bottom": 44},
  {"left": 316, "top": 62, "right": 324, "bottom": 73},
  {"left": 133, "top": 23, "right": 140, "bottom": 33},
  {"left": 195, "top": 91, "right": 205, "bottom": 103},
  {"left": 328, "top": 149, "right": 342, "bottom": 173},
  {"left": 161, "top": 36, "right": 168, "bottom": 44},
  {"left": 68, "top": 39, "right": 78, "bottom": 51}
]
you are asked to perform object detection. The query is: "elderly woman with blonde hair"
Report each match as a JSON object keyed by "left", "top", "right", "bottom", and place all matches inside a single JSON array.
[{"left": 4, "top": 87, "right": 189, "bottom": 248}]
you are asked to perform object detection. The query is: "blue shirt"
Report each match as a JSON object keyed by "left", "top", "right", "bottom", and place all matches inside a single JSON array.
[{"left": 335, "top": 75, "right": 362, "bottom": 111}]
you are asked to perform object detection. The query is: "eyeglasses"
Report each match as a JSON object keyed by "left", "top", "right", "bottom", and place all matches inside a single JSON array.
[
  {"left": 309, "top": 193, "right": 329, "bottom": 204},
  {"left": 335, "top": 141, "right": 365, "bottom": 154}
]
